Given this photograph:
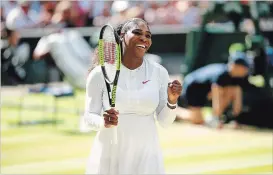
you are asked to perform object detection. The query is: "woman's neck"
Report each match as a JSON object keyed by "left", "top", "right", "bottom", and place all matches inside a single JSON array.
[{"left": 122, "top": 53, "right": 143, "bottom": 70}]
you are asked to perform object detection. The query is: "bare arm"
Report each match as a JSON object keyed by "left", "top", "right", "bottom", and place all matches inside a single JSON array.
[
  {"left": 211, "top": 83, "right": 225, "bottom": 117},
  {"left": 33, "top": 36, "right": 50, "bottom": 60},
  {"left": 232, "top": 86, "right": 242, "bottom": 116}
]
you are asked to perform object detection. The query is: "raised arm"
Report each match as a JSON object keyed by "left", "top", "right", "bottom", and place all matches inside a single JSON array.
[{"left": 156, "top": 67, "right": 181, "bottom": 128}]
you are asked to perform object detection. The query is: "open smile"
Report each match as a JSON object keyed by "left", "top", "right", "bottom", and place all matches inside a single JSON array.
[{"left": 136, "top": 44, "right": 147, "bottom": 51}]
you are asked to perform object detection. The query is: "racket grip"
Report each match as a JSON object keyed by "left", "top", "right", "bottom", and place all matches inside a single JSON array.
[{"left": 113, "top": 127, "right": 118, "bottom": 144}]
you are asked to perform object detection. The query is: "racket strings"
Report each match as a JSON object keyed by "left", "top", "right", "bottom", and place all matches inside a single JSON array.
[
  {"left": 104, "top": 42, "right": 117, "bottom": 65},
  {"left": 101, "top": 29, "right": 119, "bottom": 82},
  {"left": 103, "top": 27, "right": 119, "bottom": 65}
]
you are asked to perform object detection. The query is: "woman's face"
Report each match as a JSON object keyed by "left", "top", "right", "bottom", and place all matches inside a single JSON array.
[{"left": 122, "top": 22, "right": 152, "bottom": 59}]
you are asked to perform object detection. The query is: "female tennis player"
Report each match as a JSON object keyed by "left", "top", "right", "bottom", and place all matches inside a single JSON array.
[{"left": 84, "top": 18, "right": 182, "bottom": 174}]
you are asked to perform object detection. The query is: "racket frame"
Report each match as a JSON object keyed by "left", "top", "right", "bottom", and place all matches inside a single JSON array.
[{"left": 98, "top": 24, "right": 122, "bottom": 108}]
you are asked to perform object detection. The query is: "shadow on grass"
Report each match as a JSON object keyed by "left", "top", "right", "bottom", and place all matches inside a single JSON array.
[
  {"left": 61, "top": 130, "right": 95, "bottom": 136},
  {"left": 8, "top": 119, "right": 64, "bottom": 127}
]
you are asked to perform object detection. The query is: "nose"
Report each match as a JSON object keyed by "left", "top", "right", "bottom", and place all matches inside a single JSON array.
[{"left": 139, "top": 35, "right": 148, "bottom": 43}]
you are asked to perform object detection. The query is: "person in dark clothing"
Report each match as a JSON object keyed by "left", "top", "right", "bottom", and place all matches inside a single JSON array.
[
  {"left": 176, "top": 51, "right": 250, "bottom": 128},
  {"left": 1, "top": 27, "right": 27, "bottom": 85}
]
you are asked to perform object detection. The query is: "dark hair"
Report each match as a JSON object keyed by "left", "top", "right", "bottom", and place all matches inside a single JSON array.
[
  {"left": 87, "top": 18, "right": 149, "bottom": 74},
  {"left": 6, "top": 28, "right": 15, "bottom": 37},
  {"left": 1, "top": 25, "right": 16, "bottom": 39}
]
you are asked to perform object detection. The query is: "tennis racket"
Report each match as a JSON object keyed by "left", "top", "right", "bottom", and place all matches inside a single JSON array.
[{"left": 98, "top": 24, "right": 122, "bottom": 145}]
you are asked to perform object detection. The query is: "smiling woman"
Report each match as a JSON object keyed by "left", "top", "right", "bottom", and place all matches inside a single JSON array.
[
  {"left": 83, "top": 18, "right": 182, "bottom": 174},
  {"left": 119, "top": 19, "right": 152, "bottom": 68},
  {"left": 88, "top": 18, "right": 152, "bottom": 72}
]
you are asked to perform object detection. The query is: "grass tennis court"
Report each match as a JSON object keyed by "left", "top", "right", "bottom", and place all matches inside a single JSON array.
[{"left": 1, "top": 88, "right": 272, "bottom": 174}]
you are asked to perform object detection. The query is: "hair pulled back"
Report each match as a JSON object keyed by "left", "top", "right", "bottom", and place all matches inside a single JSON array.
[{"left": 87, "top": 18, "right": 149, "bottom": 74}]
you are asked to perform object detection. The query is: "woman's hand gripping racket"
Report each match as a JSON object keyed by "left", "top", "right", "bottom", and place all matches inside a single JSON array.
[{"left": 98, "top": 24, "right": 121, "bottom": 145}]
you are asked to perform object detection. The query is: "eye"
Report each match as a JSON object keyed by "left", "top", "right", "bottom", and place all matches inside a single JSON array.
[
  {"left": 132, "top": 31, "right": 142, "bottom": 35},
  {"left": 146, "top": 34, "right": 151, "bottom": 39}
]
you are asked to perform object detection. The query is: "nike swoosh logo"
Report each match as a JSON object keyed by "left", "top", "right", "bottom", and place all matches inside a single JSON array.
[{"left": 142, "top": 80, "right": 151, "bottom": 84}]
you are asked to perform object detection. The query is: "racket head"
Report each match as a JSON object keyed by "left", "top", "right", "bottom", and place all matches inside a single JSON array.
[
  {"left": 98, "top": 24, "right": 122, "bottom": 107},
  {"left": 98, "top": 24, "right": 122, "bottom": 85}
]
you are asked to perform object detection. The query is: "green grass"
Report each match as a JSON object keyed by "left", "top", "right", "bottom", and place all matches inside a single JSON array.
[
  {"left": 1, "top": 90, "right": 272, "bottom": 174},
  {"left": 164, "top": 147, "right": 272, "bottom": 165},
  {"left": 205, "top": 165, "right": 273, "bottom": 174}
]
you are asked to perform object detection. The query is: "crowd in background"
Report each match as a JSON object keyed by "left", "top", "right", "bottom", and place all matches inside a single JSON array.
[
  {"left": 1, "top": 0, "right": 208, "bottom": 30},
  {"left": 0, "top": 0, "right": 210, "bottom": 86},
  {"left": 1, "top": 0, "right": 273, "bottom": 86},
  {"left": 1, "top": 0, "right": 273, "bottom": 33}
]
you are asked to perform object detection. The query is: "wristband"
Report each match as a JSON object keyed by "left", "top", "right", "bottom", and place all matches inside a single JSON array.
[{"left": 167, "top": 101, "right": 177, "bottom": 109}]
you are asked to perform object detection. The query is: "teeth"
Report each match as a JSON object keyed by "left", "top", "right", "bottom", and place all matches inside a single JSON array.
[{"left": 137, "top": 45, "right": 146, "bottom": 49}]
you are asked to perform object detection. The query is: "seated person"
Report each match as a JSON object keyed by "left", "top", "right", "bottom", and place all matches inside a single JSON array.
[
  {"left": 1, "top": 26, "right": 29, "bottom": 85},
  {"left": 176, "top": 51, "right": 250, "bottom": 128}
]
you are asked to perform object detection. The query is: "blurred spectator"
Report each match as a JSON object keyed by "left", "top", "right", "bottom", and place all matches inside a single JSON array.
[
  {"left": 69, "top": 1, "right": 86, "bottom": 27},
  {"left": 126, "top": 2, "right": 145, "bottom": 19},
  {"left": 180, "top": 1, "right": 201, "bottom": 26},
  {"left": 109, "top": 0, "right": 130, "bottom": 26},
  {"left": 78, "top": 1, "right": 94, "bottom": 26},
  {"left": 5, "top": 0, "right": 41, "bottom": 29},
  {"left": 241, "top": 19, "right": 255, "bottom": 34},
  {"left": 150, "top": 1, "right": 177, "bottom": 25},
  {"left": 163, "top": 1, "right": 181, "bottom": 25},
  {"left": 144, "top": 1, "right": 201, "bottom": 25},
  {"left": 33, "top": 33, "right": 63, "bottom": 83},
  {"left": 265, "top": 39, "right": 273, "bottom": 67},
  {"left": 1, "top": 1, "right": 273, "bottom": 28},
  {"left": 1, "top": 27, "right": 29, "bottom": 85},
  {"left": 144, "top": 2, "right": 159, "bottom": 25},
  {"left": 1, "top": 6, "right": 5, "bottom": 22},
  {"left": 39, "top": 1, "right": 57, "bottom": 27},
  {"left": 79, "top": 1, "right": 107, "bottom": 27},
  {"left": 1, "top": 0, "right": 17, "bottom": 20},
  {"left": 29, "top": 1, "right": 41, "bottom": 13},
  {"left": 51, "top": 1, "right": 75, "bottom": 28},
  {"left": 33, "top": 30, "right": 94, "bottom": 87},
  {"left": 92, "top": 2, "right": 112, "bottom": 27}
]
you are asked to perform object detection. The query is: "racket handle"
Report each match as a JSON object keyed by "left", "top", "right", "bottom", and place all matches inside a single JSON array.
[
  {"left": 113, "top": 127, "right": 118, "bottom": 144},
  {"left": 110, "top": 106, "right": 118, "bottom": 144}
]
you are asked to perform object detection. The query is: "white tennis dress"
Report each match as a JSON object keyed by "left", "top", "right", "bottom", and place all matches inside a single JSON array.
[{"left": 84, "top": 58, "right": 177, "bottom": 174}]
